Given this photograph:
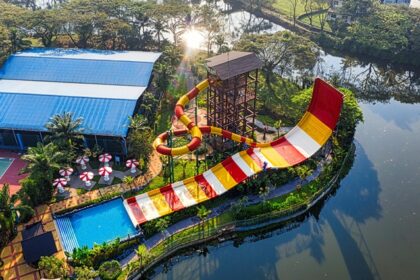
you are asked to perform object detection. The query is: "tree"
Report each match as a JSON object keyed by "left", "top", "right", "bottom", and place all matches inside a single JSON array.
[
  {"left": 197, "top": 4, "right": 222, "bottom": 55},
  {"left": 127, "top": 130, "right": 153, "bottom": 172},
  {"left": 314, "top": 0, "right": 330, "bottom": 31},
  {"left": 45, "top": 112, "right": 84, "bottom": 161},
  {"left": 339, "top": 0, "right": 374, "bottom": 20},
  {"left": 0, "top": 184, "right": 34, "bottom": 246},
  {"left": 158, "top": 0, "right": 190, "bottom": 47},
  {"left": 98, "top": 260, "right": 121, "bottom": 280},
  {"left": 295, "top": 165, "right": 312, "bottom": 191},
  {"left": 22, "top": 143, "right": 64, "bottom": 181},
  {"left": 302, "top": 0, "right": 316, "bottom": 26},
  {"left": 235, "top": 31, "right": 320, "bottom": 89},
  {"left": 155, "top": 216, "right": 170, "bottom": 235},
  {"left": 20, "top": 143, "right": 65, "bottom": 206},
  {"left": 74, "top": 266, "right": 99, "bottom": 280},
  {"left": 135, "top": 244, "right": 152, "bottom": 268},
  {"left": 60, "top": 0, "right": 108, "bottom": 48},
  {"left": 196, "top": 205, "right": 211, "bottom": 234},
  {"left": 38, "top": 256, "right": 68, "bottom": 279},
  {"left": 288, "top": 0, "right": 299, "bottom": 26},
  {"left": 274, "top": 120, "right": 283, "bottom": 138},
  {"left": 29, "top": 9, "right": 62, "bottom": 47},
  {"left": 128, "top": 114, "right": 150, "bottom": 132}
]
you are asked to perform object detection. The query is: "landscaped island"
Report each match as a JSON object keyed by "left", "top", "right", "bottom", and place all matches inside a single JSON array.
[{"left": 0, "top": 1, "right": 365, "bottom": 280}]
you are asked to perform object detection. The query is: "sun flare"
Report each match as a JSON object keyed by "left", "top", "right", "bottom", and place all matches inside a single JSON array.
[{"left": 182, "top": 28, "right": 205, "bottom": 50}]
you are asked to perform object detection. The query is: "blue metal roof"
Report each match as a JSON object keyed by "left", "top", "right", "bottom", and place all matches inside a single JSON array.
[
  {"left": 0, "top": 55, "right": 154, "bottom": 87},
  {"left": 0, "top": 93, "right": 136, "bottom": 137}
]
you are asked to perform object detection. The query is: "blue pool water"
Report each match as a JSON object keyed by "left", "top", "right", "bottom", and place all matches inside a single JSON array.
[{"left": 56, "top": 198, "right": 137, "bottom": 251}]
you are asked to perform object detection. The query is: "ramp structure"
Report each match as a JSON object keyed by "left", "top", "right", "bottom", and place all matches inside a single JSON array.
[{"left": 124, "top": 78, "right": 343, "bottom": 227}]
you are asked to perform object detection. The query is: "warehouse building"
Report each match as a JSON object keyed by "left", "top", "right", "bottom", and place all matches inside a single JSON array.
[{"left": 0, "top": 48, "right": 161, "bottom": 155}]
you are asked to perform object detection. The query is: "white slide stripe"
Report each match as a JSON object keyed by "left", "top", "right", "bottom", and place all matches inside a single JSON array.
[
  {"left": 285, "top": 126, "right": 321, "bottom": 158},
  {"left": 171, "top": 181, "right": 197, "bottom": 208},
  {"left": 15, "top": 50, "right": 162, "bottom": 63},
  {"left": 202, "top": 169, "right": 226, "bottom": 195},
  {"left": 253, "top": 148, "right": 274, "bottom": 168},
  {"left": 0, "top": 79, "right": 146, "bottom": 100},
  {"left": 232, "top": 153, "right": 255, "bottom": 177},
  {"left": 123, "top": 200, "right": 140, "bottom": 227},
  {"left": 135, "top": 194, "right": 160, "bottom": 221}
]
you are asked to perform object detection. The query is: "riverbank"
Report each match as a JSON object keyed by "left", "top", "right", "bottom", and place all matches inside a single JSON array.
[
  {"left": 124, "top": 143, "right": 356, "bottom": 280},
  {"left": 227, "top": 0, "right": 420, "bottom": 72}
]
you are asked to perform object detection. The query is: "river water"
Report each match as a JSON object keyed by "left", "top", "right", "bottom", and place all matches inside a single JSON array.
[{"left": 151, "top": 4, "right": 420, "bottom": 280}]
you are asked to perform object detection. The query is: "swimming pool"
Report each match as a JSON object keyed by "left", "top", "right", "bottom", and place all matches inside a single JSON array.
[
  {"left": 55, "top": 198, "right": 138, "bottom": 252},
  {"left": 0, "top": 158, "right": 14, "bottom": 179}
]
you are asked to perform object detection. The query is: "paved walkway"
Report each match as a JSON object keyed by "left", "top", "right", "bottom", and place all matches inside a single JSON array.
[
  {"left": 0, "top": 205, "right": 65, "bottom": 280},
  {"left": 143, "top": 159, "right": 326, "bottom": 250},
  {"left": 50, "top": 151, "right": 162, "bottom": 214}
]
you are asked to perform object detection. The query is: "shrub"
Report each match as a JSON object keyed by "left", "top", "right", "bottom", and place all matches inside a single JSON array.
[
  {"left": 74, "top": 266, "right": 98, "bottom": 280},
  {"left": 98, "top": 260, "right": 121, "bottom": 280},
  {"left": 38, "top": 256, "right": 68, "bottom": 279}
]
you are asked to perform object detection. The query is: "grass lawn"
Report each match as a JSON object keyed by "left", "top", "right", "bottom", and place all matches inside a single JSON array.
[
  {"left": 300, "top": 12, "right": 332, "bottom": 32},
  {"left": 273, "top": 0, "right": 328, "bottom": 18},
  {"left": 143, "top": 159, "right": 207, "bottom": 192},
  {"left": 256, "top": 114, "right": 277, "bottom": 127}
]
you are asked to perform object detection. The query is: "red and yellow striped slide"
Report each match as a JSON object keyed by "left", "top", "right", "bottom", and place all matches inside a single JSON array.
[{"left": 124, "top": 78, "right": 343, "bottom": 226}]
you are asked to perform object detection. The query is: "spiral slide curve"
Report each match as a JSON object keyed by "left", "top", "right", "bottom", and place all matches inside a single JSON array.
[{"left": 124, "top": 78, "right": 343, "bottom": 227}]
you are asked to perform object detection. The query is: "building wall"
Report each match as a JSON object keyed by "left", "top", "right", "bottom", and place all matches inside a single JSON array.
[{"left": 0, "top": 129, "right": 127, "bottom": 156}]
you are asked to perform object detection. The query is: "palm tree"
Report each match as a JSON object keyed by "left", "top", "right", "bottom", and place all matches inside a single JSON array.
[
  {"left": 22, "top": 142, "right": 65, "bottom": 181},
  {"left": 196, "top": 205, "right": 211, "bottom": 235},
  {"left": 0, "top": 184, "right": 34, "bottom": 246},
  {"left": 274, "top": 120, "right": 283, "bottom": 138},
  {"left": 45, "top": 112, "right": 84, "bottom": 155},
  {"left": 122, "top": 176, "right": 135, "bottom": 190},
  {"left": 128, "top": 114, "right": 151, "bottom": 132}
]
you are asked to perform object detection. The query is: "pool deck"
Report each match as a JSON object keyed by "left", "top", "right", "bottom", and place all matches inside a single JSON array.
[
  {"left": 1, "top": 151, "right": 162, "bottom": 280},
  {"left": 0, "top": 150, "right": 28, "bottom": 195},
  {"left": 0, "top": 205, "right": 66, "bottom": 280}
]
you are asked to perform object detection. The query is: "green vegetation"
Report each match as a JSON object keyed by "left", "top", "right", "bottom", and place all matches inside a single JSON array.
[
  {"left": 123, "top": 83, "right": 362, "bottom": 278},
  {"left": 68, "top": 238, "right": 139, "bottom": 269},
  {"left": 235, "top": 31, "right": 320, "bottom": 90},
  {"left": 145, "top": 159, "right": 207, "bottom": 192},
  {"left": 38, "top": 256, "right": 68, "bottom": 279},
  {"left": 0, "top": 184, "right": 34, "bottom": 247},
  {"left": 324, "top": 0, "right": 420, "bottom": 68},
  {"left": 74, "top": 266, "right": 99, "bottom": 280},
  {"left": 45, "top": 112, "right": 85, "bottom": 164},
  {"left": 127, "top": 115, "right": 153, "bottom": 173},
  {"left": 98, "top": 260, "right": 122, "bottom": 280}
]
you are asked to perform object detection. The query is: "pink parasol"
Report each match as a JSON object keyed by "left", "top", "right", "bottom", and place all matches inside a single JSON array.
[
  {"left": 99, "top": 153, "right": 112, "bottom": 167},
  {"left": 53, "top": 178, "right": 67, "bottom": 193},
  {"left": 99, "top": 166, "right": 113, "bottom": 181},
  {"left": 79, "top": 171, "right": 94, "bottom": 187},
  {"left": 126, "top": 159, "right": 139, "bottom": 174},
  {"left": 76, "top": 156, "right": 89, "bottom": 170},
  {"left": 59, "top": 167, "right": 74, "bottom": 181}
]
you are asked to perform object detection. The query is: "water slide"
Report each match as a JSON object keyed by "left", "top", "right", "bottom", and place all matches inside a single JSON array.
[{"left": 124, "top": 78, "right": 343, "bottom": 227}]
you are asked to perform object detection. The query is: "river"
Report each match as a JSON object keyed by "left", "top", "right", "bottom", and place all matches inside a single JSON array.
[{"left": 150, "top": 3, "right": 420, "bottom": 280}]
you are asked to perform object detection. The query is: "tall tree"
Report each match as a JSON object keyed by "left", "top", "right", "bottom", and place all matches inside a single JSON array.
[
  {"left": 197, "top": 4, "right": 222, "bottom": 55},
  {"left": 45, "top": 112, "right": 84, "bottom": 158},
  {"left": 156, "top": 0, "right": 190, "bottom": 47},
  {"left": 0, "top": 184, "right": 34, "bottom": 246},
  {"left": 29, "top": 9, "right": 62, "bottom": 47},
  {"left": 22, "top": 143, "right": 65, "bottom": 181},
  {"left": 235, "top": 31, "right": 320, "bottom": 89}
]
